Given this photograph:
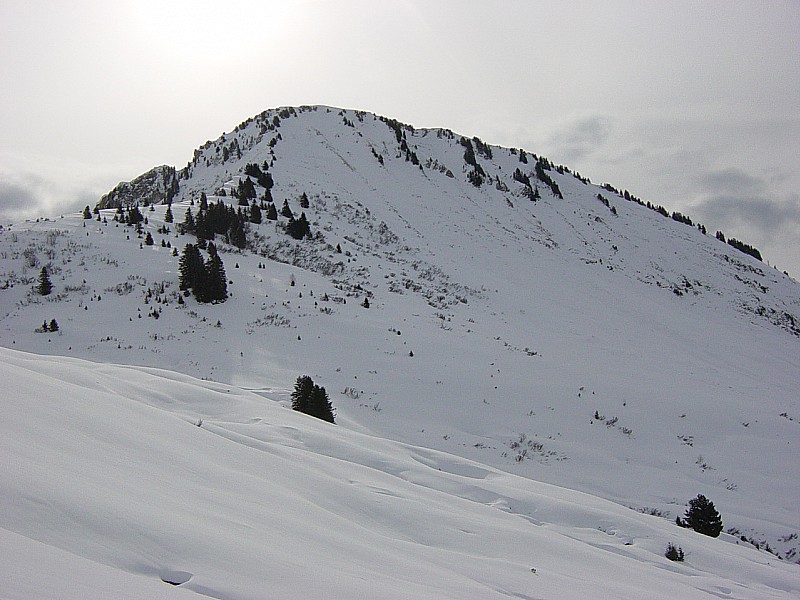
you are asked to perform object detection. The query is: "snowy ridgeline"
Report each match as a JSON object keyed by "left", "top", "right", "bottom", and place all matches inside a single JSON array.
[
  {"left": 0, "top": 106, "right": 799, "bottom": 595},
  {"left": 1, "top": 346, "right": 798, "bottom": 600}
]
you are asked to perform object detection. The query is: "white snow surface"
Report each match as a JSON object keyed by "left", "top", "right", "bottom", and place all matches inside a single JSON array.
[
  {"left": 1, "top": 105, "right": 798, "bottom": 597},
  {"left": 2, "top": 348, "right": 798, "bottom": 599}
]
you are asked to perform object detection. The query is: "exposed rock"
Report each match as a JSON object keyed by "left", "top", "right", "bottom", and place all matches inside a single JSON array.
[{"left": 96, "top": 165, "right": 179, "bottom": 210}]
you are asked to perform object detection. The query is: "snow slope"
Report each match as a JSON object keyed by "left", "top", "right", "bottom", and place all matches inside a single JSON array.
[
  {"left": 1, "top": 106, "right": 799, "bottom": 595},
  {"left": 2, "top": 347, "right": 798, "bottom": 599}
]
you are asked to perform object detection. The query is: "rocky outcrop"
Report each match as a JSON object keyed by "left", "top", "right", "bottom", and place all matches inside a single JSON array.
[{"left": 95, "top": 165, "right": 179, "bottom": 210}]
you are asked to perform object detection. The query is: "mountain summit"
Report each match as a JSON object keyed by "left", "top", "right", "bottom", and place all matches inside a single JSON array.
[{"left": 1, "top": 106, "right": 798, "bottom": 597}]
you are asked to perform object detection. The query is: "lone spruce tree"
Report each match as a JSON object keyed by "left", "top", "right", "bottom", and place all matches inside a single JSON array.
[
  {"left": 677, "top": 494, "right": 723, "bottom": 537},
  {"left": 37, "top": 266, "right": 53, "bottom": 296}
]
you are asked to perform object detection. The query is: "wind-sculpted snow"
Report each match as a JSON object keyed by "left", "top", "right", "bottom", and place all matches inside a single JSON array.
[
  {"left": 1, "top": 347, "right": 798, "bottom": 599},
  {"left": 1, "top": 106, "right": 799, "bottom": 593}
]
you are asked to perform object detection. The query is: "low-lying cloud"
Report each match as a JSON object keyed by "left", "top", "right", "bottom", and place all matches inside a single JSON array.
[
  {"left": 693, "top": 194, "right": 800, "bottom": 236},
  {"left": 0, "top": 170, "right": 101, "bottom": 225}
]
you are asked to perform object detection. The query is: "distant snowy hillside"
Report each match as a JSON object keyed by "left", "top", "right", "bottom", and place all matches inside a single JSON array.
[{"left": 1, "top": 106, "right": 798, "bottom": 596}]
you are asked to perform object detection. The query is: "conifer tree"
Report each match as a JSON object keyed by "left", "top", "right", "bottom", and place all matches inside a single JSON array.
[
  {"left": 266, "top": 202, "right": 278, "bottom": 221},
  {"left": 204, "top": 242, "right": 228, "bottom": 302},
  {"left": 238, "top": 177, "right": 256, "bottom": 201},
  {"left": 181, "top": 208, "right": 196, "bottom": 235},
  {"left": 199, "top": 191, "right": 208, "bottom": 212},
  {"left": 286, "top": 212, "right": 310, "bottom": 240},
  {"left": 308, "top": 384, "right": 335, "bottom": 423},
  {"left": 144, "top": 232, "right": 154, "bottom": 246},
  {"left": 228, "top": 216, "right": 247, "bottom": 249},
  {"left": 164, "top": 203, "right": 174, "bottom": 223},
  {"left": 195, "top": 209, "right": 214, "bottom": 241},
  {"left": 127, "top": 205, "right": 144, "bottom": 225},
  {"left": 249, "top": 200, "right": 262, "bottom": 224},
  {"left": 37, "top": 266, "right": 52, "bottom": 296},
  {"left": 280, "top": 200, "right": 293, "bottom": 219},
  {"left": 82, "top": 205, "right": 92, "bottom": 219},
  {"left": 178, "top": 243, "right": 204, "bottom": 292},
  {"left": 291, "top": 375, "right": 314, "bottom": 414},
  {"left": 665, "top": 543, "right": 684, "bottom": 561},
  {"left": 677, "top": 494, "right": 723, "bottom": 537},
  {"left": 49, "top": 318, "right": 59, "bottom": 332}
]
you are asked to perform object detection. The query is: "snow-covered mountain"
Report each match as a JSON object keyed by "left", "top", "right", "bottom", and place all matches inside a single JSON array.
[{"left": 1, "top": 105, "right": 798, "bottom": 598}]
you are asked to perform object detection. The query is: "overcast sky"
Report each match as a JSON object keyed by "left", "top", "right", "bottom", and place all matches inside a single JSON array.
[{"left": 2, "top": 0, "right": 799, "bottom": 276}]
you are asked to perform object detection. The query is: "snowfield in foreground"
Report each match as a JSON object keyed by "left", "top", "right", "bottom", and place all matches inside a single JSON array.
[{"left": 1, "top": 347, "right": 798, "bottom": 599}]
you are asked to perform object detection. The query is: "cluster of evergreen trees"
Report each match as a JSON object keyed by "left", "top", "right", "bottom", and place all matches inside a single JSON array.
[
  {"left": 234, "top": 177, "right": 257, "bottom": 203},
  {"left": 534, "top": 159, "right": 563, "bottom": 199},
  {"left": 180, "top": 195, "right": 247, "bottom": 249},
  {"left": 662, "top": 494, "right": 723, "bottom": 562},
  {"left": 714, "top": 231, "right": 762, "bottom": 260},
  {"left": 472, "top": 136, "right": 492, "bottom": 160},
  {"left": 243, "top": 162, "right": 274, "bottom": 190},
  {"left": 179, "top": 189, "right": 313, "bottom": 247},
  {"left": 727, "top": 237, "right": 762, "bottom": 262},
  {"left": 40, "top": 318, "right": 59, "bottom": 332},
  {"left": 272, "top": 198, "right": 311, "bottom": 239},
  {"left": 232, "top": 163, "right": 274, "bottom": 206},
  {"left": 607, "top": 183, "right": 764, "bottom": 263},
  {"left": 291, "top": 375, "right": 335, "bottom": 423},
  {"left": 671, "top": 211, "right": 694, "bottom": 226},
  {"left": 514, "top": 168, "right": 541, "bottom": 201},
  {"left": 665, "top": 542, "right": 685, "bottom": 561},
  {"left": 286, "top": 212, "right": 311, "bottom": 240},
  {"left": 460, "top": 137, "right": 486, "bottom": 188},
  {"left": 178, "top": 242, "right": 228, "bottom": 303},
  {"left": 115, "top": 205, "right": 145, "bottom": 226}
]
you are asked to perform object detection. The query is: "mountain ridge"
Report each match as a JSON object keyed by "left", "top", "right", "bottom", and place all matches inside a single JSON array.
[{"left": 99, "top": 106, "right": 783, "bottom": 274}]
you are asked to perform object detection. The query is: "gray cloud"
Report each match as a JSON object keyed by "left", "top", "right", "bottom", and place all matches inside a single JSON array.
[
  {"left": 690, "top": 165, "right": 800, "bottom": 236},
  {"left": 696, "top": 167, "right": 767, "bottom": 197},
  {"left": 0, "top": 180, "right": 40, "bottom": 216},
  {"left": 693, "top": 193, "right": 800, "bottom": 236},
  {"left": 0, "top": 172, "right": 95, "bottom": 224},
  {"left": 547, "top": 115, "right": 612, "bottom": 164}
]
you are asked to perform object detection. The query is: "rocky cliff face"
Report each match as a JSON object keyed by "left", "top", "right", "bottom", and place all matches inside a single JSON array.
[{"left": 95, "top": 165, "right": 179, "bottom": 209}]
